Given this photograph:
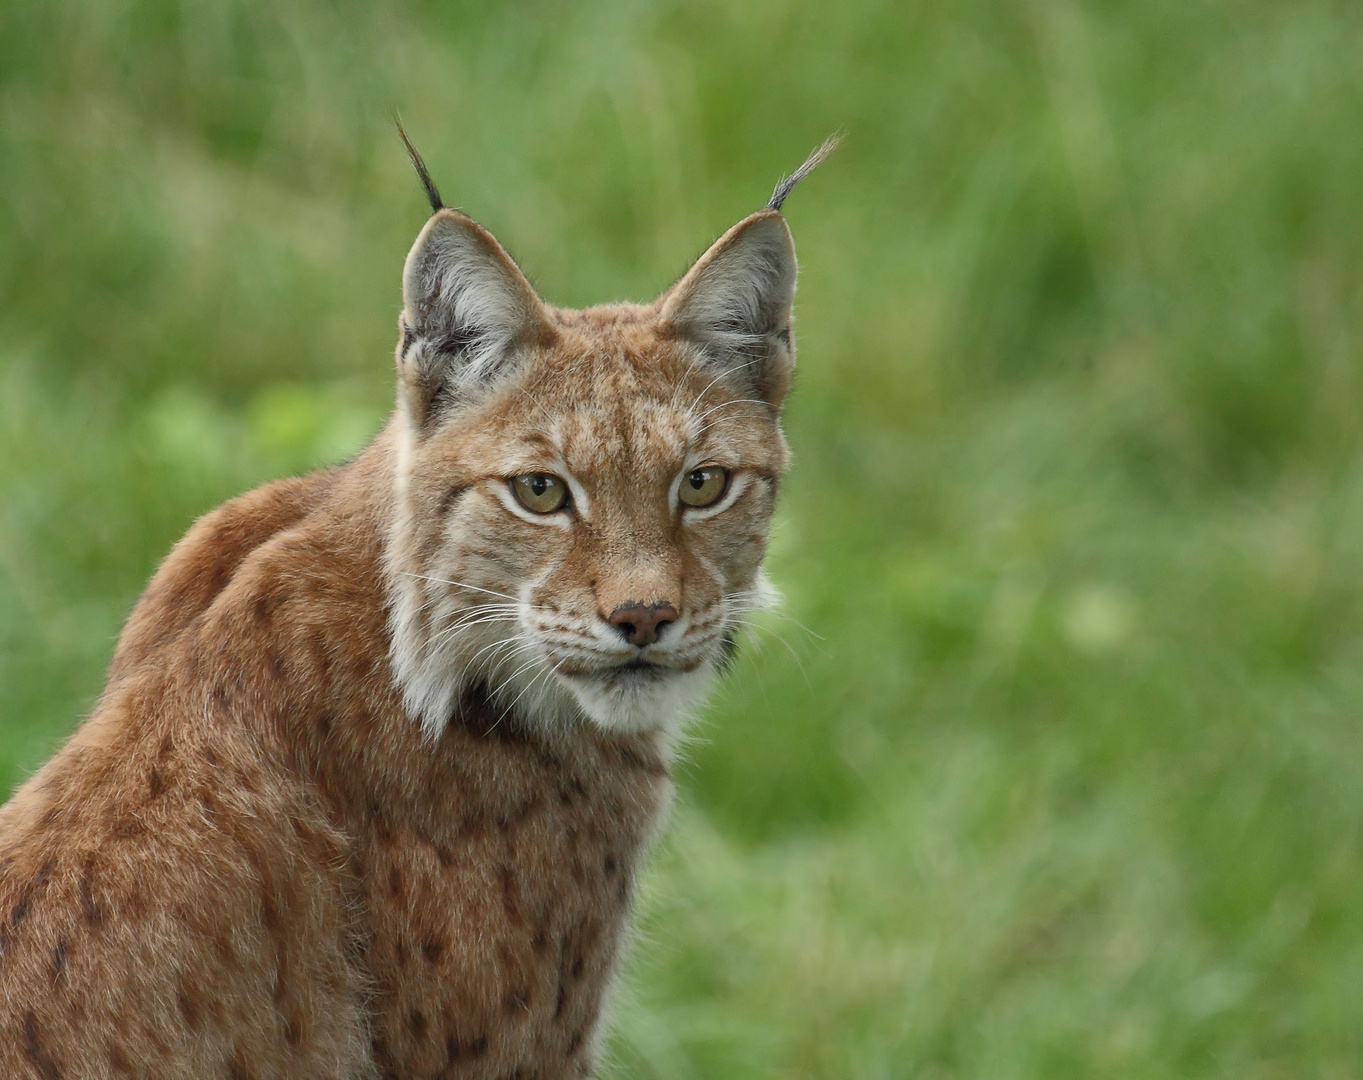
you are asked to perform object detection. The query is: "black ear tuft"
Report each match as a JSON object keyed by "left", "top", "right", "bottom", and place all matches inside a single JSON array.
[
  {"left": 767, "top": 131, "right": 843, "bottom": 212},
  {"left": 395, "top": 115, "right": 445, "bottom": 214}
]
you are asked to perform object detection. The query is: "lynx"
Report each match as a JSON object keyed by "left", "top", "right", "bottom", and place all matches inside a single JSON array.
[{"left": 0, "top": 131, "right": 836, "bottom": 1079}]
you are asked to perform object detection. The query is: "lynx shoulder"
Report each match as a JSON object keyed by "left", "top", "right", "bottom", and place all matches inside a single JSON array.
[{"left": 0, "top": 134, "right": 835, "bottom": 1079}]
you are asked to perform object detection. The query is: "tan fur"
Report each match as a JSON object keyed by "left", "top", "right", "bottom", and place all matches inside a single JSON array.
[{"left": 0, "top": 166, "right": 815, "bottom": 1077}]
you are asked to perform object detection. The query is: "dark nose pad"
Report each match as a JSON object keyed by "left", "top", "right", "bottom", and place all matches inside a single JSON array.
[{"left": 607, "top": 602, "right": 679, "bottom": 646}]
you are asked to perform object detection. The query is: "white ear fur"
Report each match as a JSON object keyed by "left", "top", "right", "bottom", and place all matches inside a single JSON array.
[
  {"left": 398, "top": 210, "right": 551, "bottom": 425},
  {"left": 659, "top": 210, "right": 797, "bottom": 408}
]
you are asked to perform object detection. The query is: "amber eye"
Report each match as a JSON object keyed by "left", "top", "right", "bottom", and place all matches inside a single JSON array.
[
  {"left": 679, "top": 467, "right": 730, "bottom": 509},
  {"left": 512, "top": 473, "right": 569, "bottom": 514}
]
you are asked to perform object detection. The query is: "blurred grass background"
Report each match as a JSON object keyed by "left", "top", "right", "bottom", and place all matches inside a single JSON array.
[{"left": 3, "top": 0, "right": 1363, "bottom": 1075}]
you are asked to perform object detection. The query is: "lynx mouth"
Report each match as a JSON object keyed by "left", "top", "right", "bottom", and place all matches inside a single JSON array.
[
  {"left": 583, "top": 657, "right": 672, "bottom": 685},
  {"left": 617, "top": 657, "right": 664, "bottom": 674},
  {"left": 557, "top": 652, "right": 717, "bottom": 733}
]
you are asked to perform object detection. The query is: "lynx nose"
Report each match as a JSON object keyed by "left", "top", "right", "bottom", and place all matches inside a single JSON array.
[{"left": 607, "top": 602, "right": 679, "bottom": 646}]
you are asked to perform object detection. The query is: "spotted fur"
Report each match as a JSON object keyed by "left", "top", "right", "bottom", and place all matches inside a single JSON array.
[{"left": 0, "top": 140, "right": 832, "bottom": 1079}]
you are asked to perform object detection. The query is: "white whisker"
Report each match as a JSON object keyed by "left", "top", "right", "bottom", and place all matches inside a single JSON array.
[
  {"left": 503, "top": 660, "right": 558, "bottom": 718},
  {"left": 427, "top": 612, "right": 525, "bottom": 651},
  {"left": 686, "top": 356, "right": 767, "bottom": 415},
  {"left": 468, "top": 634, "right": 537, "bottom": 670},
  {"left": 692, "top": 397, "right": 768, "bottom": 425},
  {"left": 401, "top": 572, "right": 543, "bottom": 608}
]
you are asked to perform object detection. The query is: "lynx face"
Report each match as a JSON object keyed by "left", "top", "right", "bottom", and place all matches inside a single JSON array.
[{"left": 385, "top": 205, "right": 800, "bottom": 738}]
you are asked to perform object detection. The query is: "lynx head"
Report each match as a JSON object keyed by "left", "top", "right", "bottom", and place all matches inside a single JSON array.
[{"left": 384, "top": 136, "right": 837, "bottom": 739}]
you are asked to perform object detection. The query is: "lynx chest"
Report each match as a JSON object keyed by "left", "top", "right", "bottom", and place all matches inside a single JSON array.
[{"left": 331, "top": 700, "right": 673, "bottom": 1078}]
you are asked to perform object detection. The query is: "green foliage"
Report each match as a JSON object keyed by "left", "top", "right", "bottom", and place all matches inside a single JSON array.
[{"left": 4, "top": 0, "right": 1363, "bottom": 1074}]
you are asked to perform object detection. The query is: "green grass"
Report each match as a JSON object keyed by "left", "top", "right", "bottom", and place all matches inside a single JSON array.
[{"left": 5, "top": 0, "right": 1363, "bottom": 1075}]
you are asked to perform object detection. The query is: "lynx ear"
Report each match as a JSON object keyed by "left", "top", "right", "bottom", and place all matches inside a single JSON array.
[
  {"left": 659, "top": 210, "right": 797, "bottom": 410},
  {"left": 398, "top": 209, "right": 554, "bottom": 428}
]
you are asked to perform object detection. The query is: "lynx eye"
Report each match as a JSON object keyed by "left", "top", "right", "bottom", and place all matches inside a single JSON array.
[
  {"left": 511, "top": 473, "right": 569, "bottom": 514},
  {"left": 679, "top": 466, "right": 730, "bottom": 509}
]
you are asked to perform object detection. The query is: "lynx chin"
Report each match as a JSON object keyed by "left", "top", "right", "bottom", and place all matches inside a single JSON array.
[{"left": 0, "top": 130, "right": 837, "bottom": 1079}]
